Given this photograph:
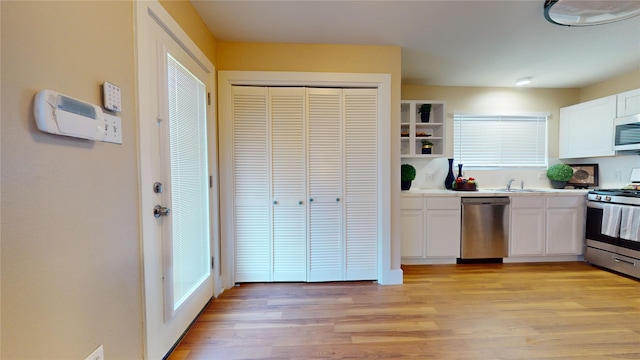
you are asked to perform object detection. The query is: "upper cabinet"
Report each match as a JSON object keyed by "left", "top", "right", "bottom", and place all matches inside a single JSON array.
[
  {"left": 401, "top": 100, "right": 446, "bottom": 158},
  {"left": 617, "top": 88, "right": 640, "bottom": 117},
  {"left": 559, "top": 95, "right": 617, "bottom": 159}
]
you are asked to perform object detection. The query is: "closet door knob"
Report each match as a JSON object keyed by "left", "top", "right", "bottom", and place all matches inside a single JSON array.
[{"left": 336, "top": 197, "right": 341, "bottom": 202}]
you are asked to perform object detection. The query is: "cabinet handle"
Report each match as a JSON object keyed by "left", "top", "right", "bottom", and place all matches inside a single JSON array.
[
  {"left": 298, "top": 200, "right": 303, "bottom": 205},
  {"left": 309, "top": 198, "right": 314, "bottom": 202},
  {"left": 273, "top": 200, "right": 278, "bottom": 205},
  {"left": 336, "top": 197, "right": 341, "bottom": 202}
]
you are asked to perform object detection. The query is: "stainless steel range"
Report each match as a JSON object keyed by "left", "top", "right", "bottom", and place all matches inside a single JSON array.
[{"left": 585, "top": 175, "right": 640, "bottom": 279}]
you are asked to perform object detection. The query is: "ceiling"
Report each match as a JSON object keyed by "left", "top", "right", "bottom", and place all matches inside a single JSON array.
[{"left": 190, "top": 0, "right": 640, "bottom": 89}]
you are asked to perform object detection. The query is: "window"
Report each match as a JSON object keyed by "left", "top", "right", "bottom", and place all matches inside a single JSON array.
[{"left": 453, "top": 113, "right": 548, "bottom": 168}]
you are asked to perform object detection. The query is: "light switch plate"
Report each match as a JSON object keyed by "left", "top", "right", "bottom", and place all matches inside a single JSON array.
[
  {"left": 103, "top": 82, "right": 122, "bottom": 112},
  {"left": 101, "top": 113, "right": 122, "bottom": 144}
]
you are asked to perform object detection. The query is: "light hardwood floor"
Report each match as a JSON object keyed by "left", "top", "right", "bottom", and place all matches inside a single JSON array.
[{"left": 168, "top": 262, "right": 640, "bottom": 360}]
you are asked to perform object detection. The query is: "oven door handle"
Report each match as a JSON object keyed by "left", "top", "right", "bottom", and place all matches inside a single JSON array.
[
  {"left": 587, "top": 201, "right": 606, "bottom": 209},
  {"left": 613, "top": 256, "right": 636, "bottom": 266}
]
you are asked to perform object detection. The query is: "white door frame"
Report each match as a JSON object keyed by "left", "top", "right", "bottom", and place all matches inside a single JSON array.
[
  {"left": 218, "top": 71, "right": 400, "bottom": 288},
  {"left": 135, "top": 1, "right": 220, "bottom": 359}
]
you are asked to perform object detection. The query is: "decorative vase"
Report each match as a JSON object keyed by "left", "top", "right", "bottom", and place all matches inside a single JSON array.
[
  {"left": 422, "top": 145, "right": 432, "bottom": 154},
  {"left": 444, "top": 158, "right": 455, "bottom": 189},
  {"left": 401, "top": 180, "right": 412, "bottom": 191},
  {"left": 550, "top": 180, "right": 567, "bottom": 189},
  {"left": 420, "top": 112, "right": 430, "bottom": 123},
  {"left": 457, "top": 164, "right": 463, "bottom": 178}
]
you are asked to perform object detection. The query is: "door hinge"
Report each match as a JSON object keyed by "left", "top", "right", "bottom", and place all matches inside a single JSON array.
[
  {"left": 211, "top": 256, "right": 215, "bottom": 269},
  {"left": 209, "top": 175, "right": 212, "bottom": 188},
  {"left": 207, "top": 92, "right": 211, "bottom": 106}
]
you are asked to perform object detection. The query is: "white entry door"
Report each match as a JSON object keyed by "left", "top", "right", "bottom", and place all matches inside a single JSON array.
[{"left": 136, "top": 3, "right": 218, "bottom": 359}]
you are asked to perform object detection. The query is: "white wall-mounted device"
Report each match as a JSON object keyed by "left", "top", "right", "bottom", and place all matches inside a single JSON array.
[{"left": 34, "top": 89, "right": 122, "bottom": 144}]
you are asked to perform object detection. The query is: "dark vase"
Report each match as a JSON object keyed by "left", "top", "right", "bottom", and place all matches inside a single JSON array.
[
  {"left": 420, "top": 112, "right": 430, "bottom": 122},
  {"left": 444, "top": 158, "right": 455, "bottom": 189},
  {"left": 457, "top": 164, "right": 463, "bottom": 178},
  {"left": 422, "top": 146, "right": 432, "bottom": 154},
  {"left": 401, "top": 180, "right": 412, "bottom": 191},
  {"left": 550, "top": 180, "right": 567, "bottom": 189}
]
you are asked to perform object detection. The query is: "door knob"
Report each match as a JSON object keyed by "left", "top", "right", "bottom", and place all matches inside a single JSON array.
[{"left": 154, "top": 205, "right": 170, "bottom": 218}]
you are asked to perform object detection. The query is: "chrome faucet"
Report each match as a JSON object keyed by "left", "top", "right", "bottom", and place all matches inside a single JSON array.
[{"left": 506, "top": 178, "right": 515, "bottom": 191}]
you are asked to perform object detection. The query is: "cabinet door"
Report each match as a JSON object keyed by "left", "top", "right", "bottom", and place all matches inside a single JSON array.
[
  {"left": 232, "top": 86, "right": 271, "bottom": 282},
  {"left": 425, "top": 209, "right": 460, "bottom": 257},
  {"left": 270, "top": 88, "right": 307, "bottom": 281},
  {"left": 546, "top": 208, "right": 582, "bottom": 255},
  {"left": 559, "top": 95, "right": 616, "bottom": 159},
  {"left": 344, "top": 89, "right": 378, "bottom": 280},
  {"left": 510, "top": 208, "right": 545, "bottom": 256},
  {"left": 401, "top": 209, "right": 424, "bottom": 257},
  {"left": 617, "top": 88, "right": 640, "bottom": 117},
  {"left": 307, "top": 88, "right": 344, "bottom": 281}
]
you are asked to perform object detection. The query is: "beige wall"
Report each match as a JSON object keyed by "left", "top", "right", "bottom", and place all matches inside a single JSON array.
[
  {"left": 401, "top": 85, "right": 580, "bottom": 159},
  {"left": 0, "top": 1, "right": 215, "bottom": 359},
  {"left": 217, "top": 41, "right": 404, "bottom": 274},
  {"left": 159, "top": 0, "right": 217, "bottom": 63},
  {"left": 580, "top": 69, "right": 640, "bottom": 102}
]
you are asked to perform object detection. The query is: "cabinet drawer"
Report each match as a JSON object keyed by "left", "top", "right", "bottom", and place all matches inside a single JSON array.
[
  {"left": 426, "top": 197, "right": 460, "bottom": 210},
  {"left": 511, "top": 196, "right": 545, "bottom": 209},
  {"left": 401, "top": 197, "right": 424, "bottom": 210},
  {"left": 547, "top": 196, "right": 584, "bottom": 208}
]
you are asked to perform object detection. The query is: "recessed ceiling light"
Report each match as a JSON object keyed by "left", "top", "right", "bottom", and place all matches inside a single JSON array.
[
  {"left": 516, "top": 77, "right": 531, "bottom": 86},
  {"left": 544, "top": 0, "right": 640, "bottom": 27}
]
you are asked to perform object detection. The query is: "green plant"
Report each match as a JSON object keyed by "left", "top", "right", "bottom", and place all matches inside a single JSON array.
[
  {"left": 418, "top": 104, "right": 432, "bottom": 114},
  {"left": 546, "top": 163, "right": 574, "bottom": 181},
  {"left": 401, "top": 164, "right": 416, "bottom": 182},
  {"left": 421, "top": 140, "right": 433, "bottom": 146}
]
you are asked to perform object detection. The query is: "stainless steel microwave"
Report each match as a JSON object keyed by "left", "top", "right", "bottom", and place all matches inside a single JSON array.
[{"left": 614, "top": 114, "right": 640, "bottom": 151}]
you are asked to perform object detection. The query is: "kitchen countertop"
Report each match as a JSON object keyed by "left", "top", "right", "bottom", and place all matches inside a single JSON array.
[{"left": 402, "top": 188, "right": 590, "bottom": 197}]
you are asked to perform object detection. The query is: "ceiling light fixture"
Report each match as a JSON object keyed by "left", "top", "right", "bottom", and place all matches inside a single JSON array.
[
  {"left": 544, "top": 0, "right": 640, "bottom": 27},
  {"left": 516, "top": 77, "right": 531, "bottom": 86}
]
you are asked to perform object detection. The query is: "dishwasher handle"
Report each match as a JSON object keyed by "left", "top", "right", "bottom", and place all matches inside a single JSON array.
[{"left": 461, "top": 197, "right": 510, "bottom": 205}]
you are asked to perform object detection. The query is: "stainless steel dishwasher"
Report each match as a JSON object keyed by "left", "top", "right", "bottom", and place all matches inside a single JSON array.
[{"left": 460, "top": 197, "right": 510, "bottom": 261}]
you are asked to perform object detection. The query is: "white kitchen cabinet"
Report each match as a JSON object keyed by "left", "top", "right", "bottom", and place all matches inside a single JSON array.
[
  {"left": 400, "top": 100, "right": 446, "bottom": 158},
  {"left": 546, "top": 196, "right": 585, "bottom": 255},
  {"left": 400, "top": 196, "right": 460, "bottom": 263},
  {"left": 230, "top": 86, "right": 379, "bottom": 282},
  {"left": 509, "top": 197, "right": 545, "bottom": 256},
  {"left": 559, "top": 95, "right": 616, "bottom": 159},
  {"left": 425, "top": 197, "right": 461, "bottom": 258},
  {"left": 400, "top": 197, "right": 424, "bottom": 258},
  {"left": 617, "top": 88, "right": 640, "bottom": 117}
]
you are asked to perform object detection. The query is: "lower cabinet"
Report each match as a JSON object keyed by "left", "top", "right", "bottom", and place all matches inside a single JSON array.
[
  {"left": 510, "top": 197, "right": 546, "bottom": 256},
  {"left": 546, "top": 196, "right": 585, "bottom": 255},
  {"left": 509, "top": 195, "right": 585, "bottom": 260},
  {"left": 401, "top": 196, "right": 460, "bottom": 263},
  {"left": 401, "top": 194, "right": 585, "bottom": 264},
  {"left": 425, "top": 197, "right": 461, "bottom": 258}
]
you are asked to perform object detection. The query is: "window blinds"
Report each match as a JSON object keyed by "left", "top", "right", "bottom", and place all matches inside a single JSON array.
[{"left": 453, "top": 114, "right": 548, "bottom": 168}]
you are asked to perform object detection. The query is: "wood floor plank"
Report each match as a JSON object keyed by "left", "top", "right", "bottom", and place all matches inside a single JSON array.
[{"left": 168, "top": 262, "right": 640, "bottom": 360}]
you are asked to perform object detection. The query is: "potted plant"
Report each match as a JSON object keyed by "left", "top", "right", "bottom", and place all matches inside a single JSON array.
[
  {"left": 418, "top": 104, "right": 432, "bottom": 123},
  {"left": 401, "top": 164, "right": 416, "bottom": 190},
  {"left": 547, "top": 163, "right": 574, "bottom": 189},
  {"left": 421, "top": 140, "right": 433, "bottom": 154}
]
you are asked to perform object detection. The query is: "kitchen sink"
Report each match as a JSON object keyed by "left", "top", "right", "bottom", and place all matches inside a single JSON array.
[{"left": 485, "top": 188, "right": 552, "bottom": 193}]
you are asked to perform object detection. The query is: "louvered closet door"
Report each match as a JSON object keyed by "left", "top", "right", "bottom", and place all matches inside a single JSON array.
[
  {"left": 307, "top": 88, "right": 344, "bottom": 282},
  {"left": 344, "top": 89, "right": 378, "bottom": 280},
  {"left": 232, "top": 86, "right": 271, "bottom": 282},
  {"left": 270, "top": 88, "right": 307, "bottom": 281}
]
